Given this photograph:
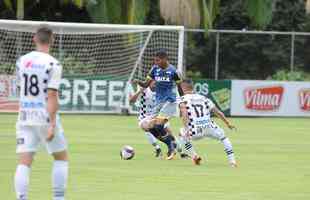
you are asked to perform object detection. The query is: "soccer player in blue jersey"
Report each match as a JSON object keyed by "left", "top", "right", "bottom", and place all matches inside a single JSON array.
[{"left": 134, "top": 49, "right": 183, "bottom": 159}]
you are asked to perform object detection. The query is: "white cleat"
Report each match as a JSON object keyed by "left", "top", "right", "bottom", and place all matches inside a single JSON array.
[{"left": 229, "top": 161, "right": 238, "bottom": 168}]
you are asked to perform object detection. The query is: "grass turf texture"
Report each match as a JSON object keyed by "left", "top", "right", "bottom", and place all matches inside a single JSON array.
[{"left": 0, "top": 114, "right": 309, "bottom": 200}]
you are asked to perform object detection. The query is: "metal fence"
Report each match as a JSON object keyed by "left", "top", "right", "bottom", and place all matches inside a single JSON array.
[{"left": 185, "top": 29, "right": 310, "bottom": 80}]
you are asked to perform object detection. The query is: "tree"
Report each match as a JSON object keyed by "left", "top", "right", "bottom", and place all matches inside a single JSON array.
[
  {"left": 306, "top": 0, "right": 310, "bottom": 14},
  {"left": 159, "top": 0, "right": 274, "bottom": 30},
  {"left": 3, "top": 0, "right": 87, "bottom": 20},
  {"left": 86, "top": 0, "right": 150, "bottom": 24},
  {"left": 186, "top": 0, "right": 309, "bottom": 79}
]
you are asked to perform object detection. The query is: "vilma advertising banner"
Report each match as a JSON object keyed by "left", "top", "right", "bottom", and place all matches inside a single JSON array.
[{"left": 231, "top": 80, "right": 310, "bottom": 117}]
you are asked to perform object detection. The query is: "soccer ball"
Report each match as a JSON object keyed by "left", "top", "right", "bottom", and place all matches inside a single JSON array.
[{"left": 120, "top": 145, "right": 135, "bottom": 160}]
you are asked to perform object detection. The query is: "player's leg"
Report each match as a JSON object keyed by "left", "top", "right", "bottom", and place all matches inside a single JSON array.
[
  {"left": 205, "top": 123, "right": 237, "bottom": 167},
  {"left": 52, "top": 150, "right": 69, "bottom": 200},
  {"left": 148, "top": 127, "right": 175, "bottom": 158},
  {"left": 44, "top": 121, "right": 69, "bottom": 200},
  {"left": 140, "top": 117, "right": 175, "bottom": 159},
  {"left": 142, "top": 102, "right": 175, "bottom": 131},
  {"left": 165, "top": 125, "right": 189, "bottom": 159},
  {"left": 179, "top": 128, "right": 201, "bottom": 165},
  {"left": 15, "top": 125, "right": 40, "bottom": 200},
  {"left": 15, "top": 153, "right": 34, "bottom": 200},
  {"left": 175, "top": 133, "right": 190, "bottom": 159},
  {"left": 145, "top": 131, "right": 162, "bottom": 157},
  {"left": 140, "top": 103, "right": 177, "bottom": 159},
  {"left": 157, "top": 102, "right": 177, "bottom": 159},
  {"left": 139, "top": 118, "right": 162, "bottom": 157}
]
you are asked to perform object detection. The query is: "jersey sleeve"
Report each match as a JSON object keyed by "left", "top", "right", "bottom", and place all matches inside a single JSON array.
[
  {"left": 47, "top": 62, "right": 62, "bottom": 90},
  {"left": 178, "top": 95, "right": 187, "bottom": 105},
  {"left": 147, "top": 66, "right": 156, "bottom": 80},
  {"left": 206, "top": 98, "right": 215, "bottom": 110},
  {"left": 173, "top": 70, "right": 182, "bottom": 84}
]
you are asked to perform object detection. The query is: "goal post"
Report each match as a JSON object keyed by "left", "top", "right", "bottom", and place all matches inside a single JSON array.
[{"left": 0, "top": 20, "right": 185, "bottom": 113}]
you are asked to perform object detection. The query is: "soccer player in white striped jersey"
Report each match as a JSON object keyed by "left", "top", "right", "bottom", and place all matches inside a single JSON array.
[
  {"left": 178, "top": 79, "right": 237, "bottom": 167},
  {"left": 129, "top": 81, "right": 163, "bottom": 157},
  {"left": 14, "top": 26, "right": 69, "bottom": 200}
]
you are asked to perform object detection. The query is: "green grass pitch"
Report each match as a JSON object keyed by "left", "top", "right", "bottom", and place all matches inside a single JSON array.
[{"left": 0, "top": 114, "right": 309, "bottom": 200}]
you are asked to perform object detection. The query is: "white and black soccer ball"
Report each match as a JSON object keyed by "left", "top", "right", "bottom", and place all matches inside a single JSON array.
[{"left": 120, "top": 145, "right": 135, "bottom": 160}]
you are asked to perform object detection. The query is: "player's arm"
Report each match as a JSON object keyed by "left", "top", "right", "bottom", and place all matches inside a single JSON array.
[
  {"left": 129, "top": 87, "right": 144, "bottom": 103},
  {"left": 46, "top": 63, "right": 62, "bottom": 141},
  {"left": 212, "top": 107, "right": 236, "bottom": 130},
  {"left": 173, "top": 71, "right": 184, "bottom": 96},
  {"left": 133, "top": 66, "right": 155, "bottom": 88},
  {"left": 133, "top": 78, "right": 153, "bottom": 88},
  {"left": 179, "top": 102, "right": 189, "bottom": 128},
  {"left": 47, "top": 89, "right": 58, "bottom": 134},
  {"left": 177, "top": 83, "right": 184, "bottom": 96},
  {"left": 15, "top": 58, "right": 21, "bottom": 95}
]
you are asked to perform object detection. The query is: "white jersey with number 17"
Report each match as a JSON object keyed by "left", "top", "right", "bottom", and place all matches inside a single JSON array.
[
  {"left": 16, "top": 51, "right": 62, "bottom": 126},
  {"left": 179, "top": 93, "right": 215, "bottom": 136}
]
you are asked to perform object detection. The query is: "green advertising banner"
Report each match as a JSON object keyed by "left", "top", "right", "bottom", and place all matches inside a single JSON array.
[
  {"left": 58, "top": 78, "right": 132, "bottom": 113},
  {"left": 0, "top": 75, "right": 232, "bottom": 114},
  {"left": 55, "top": 78, "right": 232, "bottom": 114},
  {"left": 193, "top": 80, "right": 231, "bottom": 115}
]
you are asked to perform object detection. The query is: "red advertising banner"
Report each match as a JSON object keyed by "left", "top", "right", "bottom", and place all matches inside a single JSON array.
[
  {"left": 299, "top": 89, "right": 310, "bottom": 111},
  {"left": 232, "top": 80, "right": 310, "bottom": 117}
]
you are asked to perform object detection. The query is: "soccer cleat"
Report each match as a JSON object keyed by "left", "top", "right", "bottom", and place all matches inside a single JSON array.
[
  {"left": 192, "top": 155, "right": 202, "bottom": 165},
  {"left": 155, "top": 148, "right": 163, "bottom": 158},
  {"left": 166, "top": 149, "right": 177, "bottom": 160},
  {"left": 229, "top": 161, "right": 238, "bottom": 168},
  {"left": 180, "top": 153, "right": 190, "bottom": 159}
]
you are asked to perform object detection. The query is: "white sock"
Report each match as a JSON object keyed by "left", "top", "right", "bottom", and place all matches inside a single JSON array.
[
  {"left": 15, "top": 164, "right": 30, "bottom": 200},
  {"left": 184, "top": 141, "right": 198, "bottom": 158},
  {"left": 176, "top": 136, "right": 186, "bottom": 153},
  {"left": 221, "top": 137, "right": 235, "bottom": 163},
  {"left": 52, "top": 160, "right": 68, "bottom": 200},
  {"left": 145, "top": 132, "right": 160, "bottom": 149}
]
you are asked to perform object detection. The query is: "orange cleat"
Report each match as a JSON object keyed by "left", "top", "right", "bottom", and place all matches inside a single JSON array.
[{"left": 192, "top": 155, "right": 202, "bottom": 165}]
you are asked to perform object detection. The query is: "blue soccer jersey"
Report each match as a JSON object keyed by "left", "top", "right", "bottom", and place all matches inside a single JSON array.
[{"left": 147, "top": 64, "right": 181, "bottom": 103}]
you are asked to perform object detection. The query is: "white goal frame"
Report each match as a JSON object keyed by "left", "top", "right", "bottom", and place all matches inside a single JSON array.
[{"left": 0, "top": 20, "right": 185, "bottom": 114}]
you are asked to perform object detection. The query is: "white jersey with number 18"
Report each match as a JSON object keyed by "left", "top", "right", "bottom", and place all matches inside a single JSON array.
[{"left": 16, "top": 51, "right": 62, "bottom": 126}]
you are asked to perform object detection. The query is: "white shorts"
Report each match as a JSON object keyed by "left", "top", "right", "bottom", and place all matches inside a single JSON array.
[
  {"left": 138, "top": 115, "right": 170, "bottom": 129},
  {"left": 180, "top": 122, "right": 225, "bottom": 141},
  {"left": 16, "top": 121, "right": 67, "bottom": 154}
]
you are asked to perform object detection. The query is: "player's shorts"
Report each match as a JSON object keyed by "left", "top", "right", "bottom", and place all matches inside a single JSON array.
[
  {"left": 16, "top": 120, "right": 67, "bottom": 154},
  {"left": 138, "top": 115, "right": 170, "bottom": 129},
  {"left": 180, "top": 121, "right": 225, "bottom": 141},
  {"left": 154, "top": 101, "right": 177, "bottom": 119}
]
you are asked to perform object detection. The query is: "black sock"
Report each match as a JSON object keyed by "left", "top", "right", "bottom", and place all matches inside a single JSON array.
[
  {"left": 150, "top": 125, "right": 175, "bottom": 151},
  {"left": 168, "top": 135, "right": 177, "bottom": 149},
  {"left": 161, "top": 134, "right": 175, "bottom": 151}
]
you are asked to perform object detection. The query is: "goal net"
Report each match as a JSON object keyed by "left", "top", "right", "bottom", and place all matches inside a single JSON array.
[{"left": 0, "top": 20, "right": 184, "bottom": 113}]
